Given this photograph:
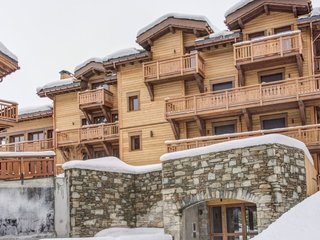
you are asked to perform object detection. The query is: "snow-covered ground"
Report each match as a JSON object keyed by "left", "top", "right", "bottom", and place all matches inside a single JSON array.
[
  {"left": 41, "top": 228, "right": 172, "bottom": 240},
  {"left": 253, "top": 192, "right": 320, "bottom": 240}
]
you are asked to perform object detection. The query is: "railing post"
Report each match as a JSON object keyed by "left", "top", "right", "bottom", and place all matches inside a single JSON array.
[
  {"left": 296, "top": 78, "right": 299, "bottom": 100},
  {"left": 250, "top": 42, "right": 253, "bottom": 62},
  {"left": 195, "top": 54, "right": 199, "bottom": 73},
  {"left": 225, "top": 91, "right": 229, "bottom": 110},
  {"left": 180, "top": 56, "right": 183, "bottom": 76},
  {"left": 194, "top": 96, "right": 197, "bottom": 115},
  {"left": 259, "top": 84, "right": 263, "bottom": 105},
  {"left": 157, "top": 62, "right": 160, "bottom": 80},
  {"left": 280, "top": 36, "right": 283, "bottom": 57}
]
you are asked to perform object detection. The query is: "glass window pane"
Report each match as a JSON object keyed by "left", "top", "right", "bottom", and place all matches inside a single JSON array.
[
  {"left": 260, "top": 73, "right": 283, "bottom": 83},
  {"left": 262, "top": 118, "right": 286, "bottom": 130},
  {"left": 212, "top": 81, "right": 233, "bottom": 91},
  {"left": 212, "top": 207, "right": 222, "bottom": 233},
  {"left": 246, "top": 206, "right": 258, "bottom": 233},
  {"left": 213, "top": 237, "right": 223, "bottom": 240},
  {"left": 214, "top": 124, "right": 236, "bottom": 135},
  {"left": 227, "top": 207, "right": 242, "bottom": 233}
]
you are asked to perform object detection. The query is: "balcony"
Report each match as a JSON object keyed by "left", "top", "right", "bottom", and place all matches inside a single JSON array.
[
  {"left": 234, "top": 31, "right": 303, "bottom": 75},
  {"left": 0, "top": 157, "right": 55, "bottom": 180},
  {"left": 166, "top": 124, "right": 320, "bottom": 153},
  {"left": 0, "top": 139, "right": 54, "bottom": 152},
  {"left": 165, "top": 75, "right": 320, "bottom": 120},
  {"left": 143, "top": 53, "right": 205, "bottom": 100},
  {"left": 78, "top": 88, "right": 113, "bottom": 110},
  {"left": 0, "top": 99, "right": 18, "bottom": 127},
  {"left": 57, "top": 123, "right": 119, "bottom": 147}
]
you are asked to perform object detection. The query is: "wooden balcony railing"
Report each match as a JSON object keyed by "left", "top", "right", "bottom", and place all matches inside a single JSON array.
[
  {"left": 57, "top": 123, "right": 119, "bottom": 147},
  {"left": 78, "top": 88, "right": 113, "bottom": 109},
  {"left": 165, "top": 75, "right": 320, "bottom": 119},
  {"left": 315, "top": 56, "right": 320, "bottom": 73},
  {"left": 167, "top": 124, "right": 320, "bottom": 152},
  {"left": 0, "top": 157, "right": 55, "bottom": 180},
  {"left": 143, "top": 53, "right": 205, "bottom": 82},
  {"left": 0, "top": 139, "right": 54, "bottom": 152},
  {"left": 0, "top": 99, "right": 18, "bottom": 123},
  {"left": 234, "top": 31, "right": 302, "bottom": 64}
]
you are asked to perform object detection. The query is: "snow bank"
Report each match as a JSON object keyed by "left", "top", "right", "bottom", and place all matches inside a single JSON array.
[
  {"left": 225, "top": 0, "right": 255, "bottom": 17},
  {"left": 0, "top": 151, "right": 55, "bottom": 158},
  {"left": 74, "top": 57, "right": 103, "bottom": 72},
  {"left": 252, "top": 192, "right": 320, "bottom": 240},
  {"left": 36, "top": 77, "right": 79, "bottom": 92},
  {"left": 0, "top": 41, "right": 18, "bottom": 62},
  {"left": 161, "top": 134, "right": 313, "bottom": 163},
  {"left": 103, "top": 48, "right": 145, "bottom": 62},
  {"left": 63, "top": 157, "right": 162, "bottom": 174},
  {"left": 137, "top": 13, "right": 218, "bottom": 36},
  {"left": 41, "top": 227, "right": 172, "bottom": 240},
  {"left": 19, "top": 103, "right": 53, "bottom": 116}
]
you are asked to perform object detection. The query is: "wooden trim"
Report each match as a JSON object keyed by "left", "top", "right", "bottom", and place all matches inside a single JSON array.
[
  {"left": 128, "top": 131, "right": 142, "bottom": 152},
  {"left": 127, "top": 91, "right": 140, "bottom": 112},
  {"left": 260, "top": 113, "right": 288, "bottom": 129}
]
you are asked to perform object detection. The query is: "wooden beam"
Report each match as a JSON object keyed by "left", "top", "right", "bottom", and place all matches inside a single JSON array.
[
  {"left": 293, "top": 6, "right": 298, "bottom": 18},
  {"left": 101, "top": 105, "right": 112, "bottom": 123},
  {"left": 264, "top": 5, "right": 270, "bottom": 15},
  {"left": 83, "top": 144, "right": 94, "bottom": 159},
  {"left": 194, "top": 74, "right": 205, "bottom": 93},
  {"left": 58, "top": 148, "right": 69, "bottom": 162},
  {"left": 298, "top": 100, "right": 306, "bottom": 125},
  {"left": 242, "top": 109, "right": 252, "bottom": 131},
  {"left": 169, "top": 26, "right": 175, "bottom": 34},
  {"left": 147, "top": 39, "right": 153, "bottom": 47},
  {"left": 82, "top": 110, "right": 94, "bottom": 124},
  {"left": 102, "top": 141, "right": 113, "bottom": 156},
  {"left": 168, "top": 119, "right": 180, "bottom": 140},
  {"left": 194, "top": 116, "right": 206, "bottom": 136},
  {"left": 238, "top": 19, "right": 244, "bottom": 29},
  {"left": 296, "top": 54, "right": 304, "bottom": 77},
  {"left": 145, "top": 82, "right": 154, "bottom": 101},
  {"left": 236, "top": 65, "right": 245, "bottom": 86}
]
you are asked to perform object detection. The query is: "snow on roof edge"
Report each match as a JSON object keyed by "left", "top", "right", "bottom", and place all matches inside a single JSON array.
[
  {"left": 0, "top": 41, "right": 18, "bottom": 62},
  {"left": 102, "top": 48, "right": 147, "bottom": 62},
  {"left": 36, "top": 77, "right": 79, "bottom": 93},
  {"left": 137, "top": 13, "right": 219, "bottom": 36},
  {"left": 63, "top": 157, "right": 162, "bottom": 174},
  {"left": 161, "top": 134, "right": 313, "bottom": 164},
  {"left": 0, "top": 151, "right": 55, "bottom": 158},
  {"left": 225, "top": 0, "right": 256, "bottom": 17},
  {"left": 74, "top": 57, "right": 103, "bottom": 72},
  {"left": 19, "top": 103, "right": 53, "bottom": 116}
]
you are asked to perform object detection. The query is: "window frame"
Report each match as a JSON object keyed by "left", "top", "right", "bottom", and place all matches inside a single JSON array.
[
  {"left": 210, "top": 76, "right": 236, "bottom": 92},
  {"left": 273, "top": 25, "right": 294, "bottom": 35},
  {"left": 212, "top": 120, "right": 237, "bottom": 135},
  {"left": 258, "top": 68, "right": 285, "bottom": 84},
  {"left": 260, "top": 113, "right": 288, "bottom": 130},
  {"left": 246, "top": 30, "right": 267, "bottom": 40},
  {"left": 127, "top": 91, "right": 140, "bottom": 112},
  {"left": 129, "top": 131, "right": 142, "bottom": 151}
]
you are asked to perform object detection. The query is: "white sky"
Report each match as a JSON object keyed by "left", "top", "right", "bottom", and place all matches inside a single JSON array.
[{"left": 1, "top": 0, "right": 319, "bottom": 109}]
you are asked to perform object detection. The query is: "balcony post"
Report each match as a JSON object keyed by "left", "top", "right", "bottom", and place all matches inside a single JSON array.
[
  {"left": 180, "top": 57, "right": 183, "bottom": 76},
  {"left": 280, "top": 36, "right": 283, "bottom": 57},
  {"left": 194, "top": 96, "right": 197, "bottom": 115},
  {"left": 259, "top": 84, "right": 263, "bottom": 105},
  {"left": 250, "top": 42, "right": 253, "bottom": 62},
  {"left": 156, "top": 62, "right": 160, "bottom": 80},
  {"left": 296, "top": 78, "right": 299, "bottom": 100},
  {"left": 195, "top": 54, "right": 199, "bottom": 73}
]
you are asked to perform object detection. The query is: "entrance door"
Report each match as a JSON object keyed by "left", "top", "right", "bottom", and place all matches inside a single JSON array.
[{"left": 209, "top": 203, "right": 258, "bottom": 240}]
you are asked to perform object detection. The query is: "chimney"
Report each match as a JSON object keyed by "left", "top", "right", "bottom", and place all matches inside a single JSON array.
[{"left": 59, "top": 70, "right": 73, "bottom": 80}]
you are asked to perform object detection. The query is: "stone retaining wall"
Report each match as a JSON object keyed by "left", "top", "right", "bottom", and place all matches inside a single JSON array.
[{"left": 162, "top": 143, "right": 308, "bottom": 239}]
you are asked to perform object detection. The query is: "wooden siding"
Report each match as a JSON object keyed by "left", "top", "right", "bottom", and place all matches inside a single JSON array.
[{"left": 5, "top": 117, "right": 53, "bottom": 135}]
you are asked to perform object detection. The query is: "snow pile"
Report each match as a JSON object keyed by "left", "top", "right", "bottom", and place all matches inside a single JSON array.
[
  {"left": 225, "top": 0, "right": 255, "bottom": 17},
  {"left": 0, "top": 151, "right": 55, "bottom": 158},
  {"left": 161, "top": 134, "right": 313, "bottom": 163},
  {"left": 63, "top": 157, "right": 162, "bottom": 174},
  {"left": 74, "top": 57, "right": 103, "bottom": 72},
  {"left": 19, "top": 103, "right": 53, "bottom": 116},
  {"left": 0, "top": 41, "right": 18, "bottom": 62},
  {"left": 41, "top": 227, "right": 172, "bottom": 240},
  {"left": 252, "top": 192, "right": 320, "bottom": 240},
  {"left": 36, "top": 77, "right": 79, "bottom": 93},
  {"left": 137, "top": 13, "right": 218, "bottom": 36},
  {"left": 103, "top": 48, "right": 145, "bottom": 62}
]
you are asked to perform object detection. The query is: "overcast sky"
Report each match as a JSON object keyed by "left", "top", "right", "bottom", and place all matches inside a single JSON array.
[{"left": 1, "top": 0, "right": 319, "bottom": 109}]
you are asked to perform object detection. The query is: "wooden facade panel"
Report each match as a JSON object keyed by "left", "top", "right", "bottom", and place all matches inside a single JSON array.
[
  {"left": 185, "top": 80, "right": 199, "bottom": 96},
  {"left": 120, "top": 123, "right": 174, "bottom": 165},
  {"left": 186, "top": 121, "right": 200, "bottom": 139},
  {"left": 183, "top": 33, "right": 196, "bottom": 48},
  {"left": 151, "top": 31, "right": 183, "bottom": 60},
  {"left": 5, "top": 117, "right": 53, "bottom": 135},
  {"left": 55, "top": 92, "right": 82, "bottom": 131}
]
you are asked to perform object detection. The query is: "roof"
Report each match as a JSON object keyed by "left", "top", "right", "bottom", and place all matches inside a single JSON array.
[
  {"left": 74, "top": 57, "right": 103, "bottom": 72},
  {"left": 137, "top": 13, "right": 218, "bottom": 36},
  {"left": 37, "top": 77, "right": 82, "bottom": 98},
  {"left": 103, "top": 48, "right": 145, "bottom": 62},
  {"left": 195, "top": 30, "right": 241, "bottom": 48},
  {"left": 0, "top": 41, "right": 18, "bottom": 63},
  {"left": 19, "top": 104, "right": 53, "bottom": 120},
  {"left": 298, "top": 6, "right": 320, "bottom": 23}
]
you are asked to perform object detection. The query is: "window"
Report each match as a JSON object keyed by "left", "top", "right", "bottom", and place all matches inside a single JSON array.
[
  {"left": 213, "top": 121, "right": 237, "bottom": 135},
  {"left": 212, "top": 81, "right": 233, "bottom": 92},
  {"left": 259, "top": 69, "right": 284, "bottom": 84},
  {"left": 93, "top": 116, "right": 107, "bottom": 124},
  {"left": 28, "top": 131, "right": 44, "bottom": 141},
  {"left": 91, "top": 81, "right": 109, "bottom": 90},
  {"left": 248, "top": 31, "right": 265, "bottom": 40},
  {"left": 129, "top": 132, "right": 142, "bottom": 151},
  {"left": 0, "top": 137, "right": 6, "bottom": 145},
  {"left": 209, "top": 203, "right": 258, "bottom": 240},
  {"left": 127, "top": 92, "right": 140, "bottom": 111},
  {"left": 47, "top": 129, "right": 53, "bottom": 139},
  {"left": 9, "top": 134, "right": 24, "bottom": 143},
  {"left": 274, "top": 25, "right": 293, "bottom": 34},
  {"left": 261, "top": 114, "right": 287, "bottom": 130}
]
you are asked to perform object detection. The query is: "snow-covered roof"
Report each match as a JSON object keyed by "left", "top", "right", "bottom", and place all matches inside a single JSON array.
[
  {"left": 137, "top": 13, "right": 218, "bottom": 36},
  {"left": 196, "top": 30, "right": 240, "bottom": 44},
  {"left": 103, "top": 48, "right": 146, "bottom": 62},
  {"left": 0, "top": 151, "right": 55, "bottom": 158},
  {"left": 19, "top": 103, "right": 53, "bottom": 116},
  {"left": 161, "top": 134, "right": 313, "bottom": 163},
  {"left": 298, "top": 7, "right": 320, "bottom": 21},
  {"left": 0, "top": 41, "right": 18, "bottom": 62},
  {"left": 37, "top": 77, "right": 80, "bottom": 94},
  {"left": 225, "top": 0, "right": 255, "bottom": 17},
  {"left": 252, "top": 192, "right": 320, "bottom": 240},
  {"left": 63, "top": 157, "right": 162, "bottom": 174},
  {"left": 43, "top": 227, "right": 172, "bottom": 240},
  {"left": 74, "top": 57, "right": 103, "bottom": 72}
]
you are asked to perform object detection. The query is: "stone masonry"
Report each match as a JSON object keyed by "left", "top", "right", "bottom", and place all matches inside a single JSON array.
[
  {"left": 162, "top": 143, "right": 308, "bottom": 240},
  {"left": 67, "top": 169, "right": 162, "bottom": 237}
]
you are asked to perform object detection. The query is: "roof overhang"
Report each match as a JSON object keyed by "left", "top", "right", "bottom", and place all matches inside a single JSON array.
[
  {"left": 195, "top": 32, "right": 242, "bottom": 50},
  {"left": 0, "top": 53, "right": 19, "bottom": 79},
  {"left": 137, "top": 17, "right": 213, "bottom": 50},
  {"left": 103, "top": 51, "right": 152, "bottom": 69},
  {"left": 74, "top": 61, "right": 105, "bottom": 80},
  {"left": 37, "top": 82, "right": 84, "bottom": 99},
  {"left": 225, "top": 0, "right": 312, "bottom": 30}
]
